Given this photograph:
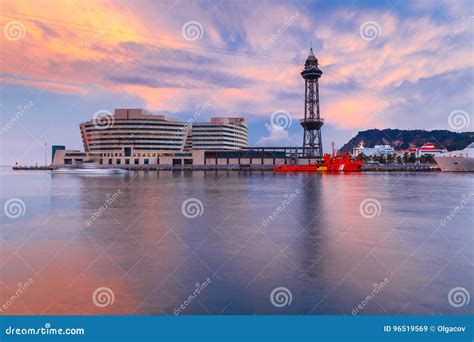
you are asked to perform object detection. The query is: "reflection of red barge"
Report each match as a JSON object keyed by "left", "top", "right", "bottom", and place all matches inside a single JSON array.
[{"left": 273, "top": 153, "right": 363, "bottom": 172}]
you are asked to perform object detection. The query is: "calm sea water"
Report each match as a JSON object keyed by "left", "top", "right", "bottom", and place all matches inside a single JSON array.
[{"left": 0, "top": 168, "right": 472, "bottom": 315}]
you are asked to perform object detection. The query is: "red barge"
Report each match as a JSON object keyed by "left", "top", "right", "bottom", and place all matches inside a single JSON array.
[{"left": 273, "top": 153, "right": 363, "bottom": 172}]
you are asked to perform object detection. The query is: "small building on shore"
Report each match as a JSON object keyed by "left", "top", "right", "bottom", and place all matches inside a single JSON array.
[
  {"left": 395, "top": 143, "right": 446, "bottom": 157},
  {"left": 352, "top": 141, "right": 395, "bottom": 157},
  {"left": 415, "top": 143, "right": 446, "bottom": 157}
]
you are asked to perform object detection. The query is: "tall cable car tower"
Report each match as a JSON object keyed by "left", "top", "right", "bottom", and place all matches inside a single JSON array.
[{"left": 300, "top": 46, "right": 324, "bottom": 158}]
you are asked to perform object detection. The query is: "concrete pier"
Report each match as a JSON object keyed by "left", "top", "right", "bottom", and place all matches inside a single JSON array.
[{"left": 12, "top": 163, "right": 440, "bottom": 172}]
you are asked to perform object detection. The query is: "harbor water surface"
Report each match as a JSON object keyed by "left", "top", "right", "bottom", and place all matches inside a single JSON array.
[{"left": 0, "top": 168, "right": 472, "bottom": 315}]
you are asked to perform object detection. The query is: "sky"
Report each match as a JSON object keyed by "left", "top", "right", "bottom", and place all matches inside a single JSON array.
[{"left": 0, "top": 0, "right": 473, "bottom": 165}]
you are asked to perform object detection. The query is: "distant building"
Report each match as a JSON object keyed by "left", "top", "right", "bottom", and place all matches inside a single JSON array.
[
  {"left": 187, "top": 117, "right": 248, "bottom": 150},
  {"left": 396, "top": 143, "right": 446, "bottom": 157},
  {"left": 395, "top": 147, "right": 417, "bottom": 156},
  {"left": 51, "top": 145, "right": 65, "bottom": 163},
  {"left": 353, "top": 141, "right": 395, "bottom": 157},
  {"left": 416, "top": 143, "right": 446, "bottom": 157}
]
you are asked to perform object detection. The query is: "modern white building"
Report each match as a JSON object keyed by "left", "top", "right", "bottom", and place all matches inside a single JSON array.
[
  {"left": 78, "top": 109, "right": 189, "bottom": 165},
  {"left": 52, "top": 110, "right": 249, "bottom": 166},
  {"left": 187, "top": 117, "right": 248, "bottom": 150},
  {"left": 353, "top": 142, "right": 395, "bottom": 157}
]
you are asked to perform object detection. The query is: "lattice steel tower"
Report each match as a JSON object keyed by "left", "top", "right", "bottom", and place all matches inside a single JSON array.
[{"left": 300, "top": 47, "right": 324, "bottom": 158}]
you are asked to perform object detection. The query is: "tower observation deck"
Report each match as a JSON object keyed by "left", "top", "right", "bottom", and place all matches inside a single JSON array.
[{"left": 300, "top": 47, "right": 324, "bottom": 158}]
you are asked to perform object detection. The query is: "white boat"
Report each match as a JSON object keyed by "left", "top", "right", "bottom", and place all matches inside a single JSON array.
[
  {"left": 434, "top": 142, "right": 474, "bottom": 172},
  {"left": 53, "top": 163, "right": 128, "bottom": 175}
]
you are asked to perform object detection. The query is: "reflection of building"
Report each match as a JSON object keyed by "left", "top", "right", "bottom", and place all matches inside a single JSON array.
[
  {"left": 352, "top": 141, "right": 395, "bottom": 157},
  {"left": 186, "top": 117, "right": 248, "bottom": 150}
]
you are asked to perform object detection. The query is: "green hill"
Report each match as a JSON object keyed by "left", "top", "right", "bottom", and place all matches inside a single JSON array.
[{"left": 340, "top": 129, "right": 473, "bottom": 152}]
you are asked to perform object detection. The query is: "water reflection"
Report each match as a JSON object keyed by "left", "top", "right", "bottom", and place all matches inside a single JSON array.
[{"left": 0, "top": 169, "right": 472, "bottom": 315}]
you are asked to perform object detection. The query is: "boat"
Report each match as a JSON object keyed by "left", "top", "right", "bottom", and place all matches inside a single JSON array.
[
  {"left": 53, "top": 163, "right": 128, "bottom": 175},
  {"left": 273, "top": 153, "right": 362, "bottom": 172},
  {"left": 434, "top": 142, "right": 474, "bottom": 172},
  {"left": 322, "top": 153, "right": 363, "bottom": 171}
]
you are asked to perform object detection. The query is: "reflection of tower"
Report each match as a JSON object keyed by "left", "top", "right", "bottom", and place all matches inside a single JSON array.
[{"left": 300, "top": 47, "right": 324, "bottom": 158}]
